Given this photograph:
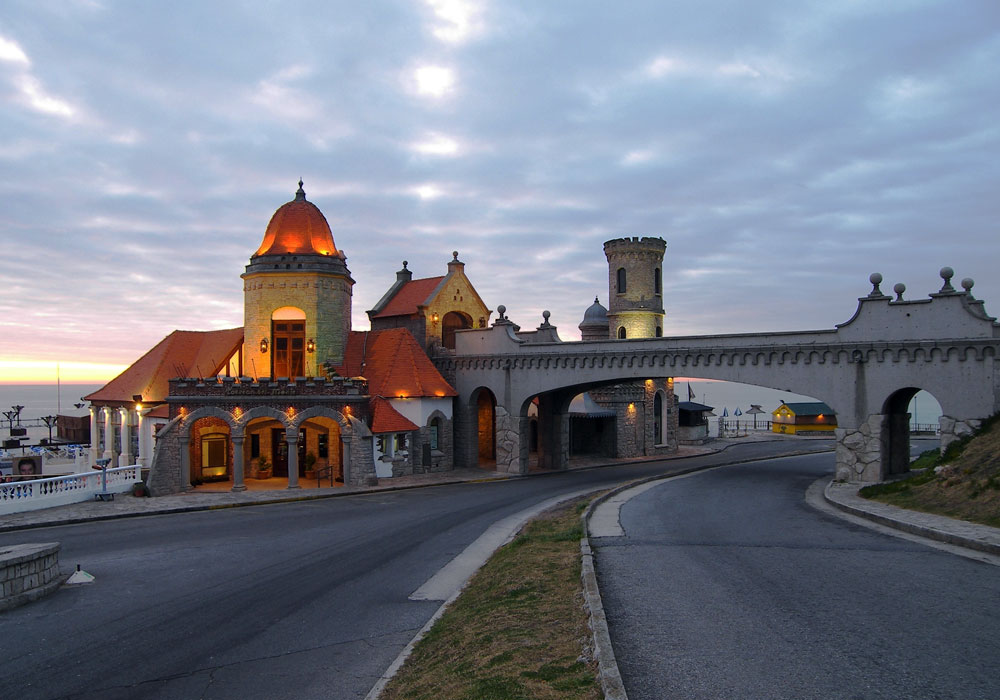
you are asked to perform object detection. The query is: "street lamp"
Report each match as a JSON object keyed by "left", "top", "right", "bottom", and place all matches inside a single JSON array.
[
  {"left": 11, "top": 405, "right": 24, "bottom": 425},
  {"left": 41, "top": 416, "right": 58, "bottom": 443}
]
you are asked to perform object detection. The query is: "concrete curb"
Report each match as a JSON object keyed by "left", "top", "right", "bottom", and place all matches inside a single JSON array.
[
  {"left": 0, "top": 572, "right": 69, "bottom": 613},
  {"left": 823, "top": 480, "right": 1000, "bottom": 557}
]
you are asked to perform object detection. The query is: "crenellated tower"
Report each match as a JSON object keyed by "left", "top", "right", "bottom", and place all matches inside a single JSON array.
[{"left": 603, "top": 236, "right": 666, "bottom": 339}]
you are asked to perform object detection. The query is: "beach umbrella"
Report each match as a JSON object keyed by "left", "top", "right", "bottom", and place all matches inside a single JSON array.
[
  {"left": 722, "top": 407, "right": 728, "bottom": 417},
  {"left": 746, "top": 404, "right": 765, "bottom": 428},
  {"left": 734, "top": 407, "right": 742, "bottom": 416}
]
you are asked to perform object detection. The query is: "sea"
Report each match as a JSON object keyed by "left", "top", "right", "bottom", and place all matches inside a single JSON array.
[{"left": 0, "top": 383, "right": 101, "bottom": 445}]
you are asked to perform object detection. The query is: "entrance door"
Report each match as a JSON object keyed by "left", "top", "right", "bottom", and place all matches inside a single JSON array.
[{"left": 272, "top": 428, "right": 288, "bottom": 477}]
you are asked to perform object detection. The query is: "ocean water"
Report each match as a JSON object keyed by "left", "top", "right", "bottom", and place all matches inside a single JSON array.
[{"left": 0, "top": 383, "right": 101, "bottom": 444}]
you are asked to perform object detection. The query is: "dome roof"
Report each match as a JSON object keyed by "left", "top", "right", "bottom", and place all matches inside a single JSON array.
[
  {"left": 254, "top": 180, "right": 339, "bottom": 257},
  {"left": 579, "top": 297, "right": 608, "bottom": 328}
]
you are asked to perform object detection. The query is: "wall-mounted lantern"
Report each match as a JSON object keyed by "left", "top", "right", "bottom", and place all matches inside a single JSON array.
[
  {"left": 306, "top": 338, "right": 316, "bottom": 353},
  {"left": 431, "top": 313, "right": 439, "bottom": 323},
  {"left": 260, "top": 337, "right": 269, "bottom": 353}
]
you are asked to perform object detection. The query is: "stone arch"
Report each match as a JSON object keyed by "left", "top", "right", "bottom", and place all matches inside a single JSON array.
[
  {"left": 237, "top": 405, "right": 291, "bottom": 432},
  {"left": 292, "top": 406, "right": 352, "bottom": 432},
  {"left": 442, "top": 311, "right": 473, "bottom": 350},
  {"left": 188, "top": 415, "right": 233, "bottom": 484},
  {"left": 294, "top": 407, "right": 349, "bottom": 483},
  {"left": 879, "top": 387, "right": 923, "bottom": 478},
  {"left": 182, "top": 406, "right": 239, "bottom": 432}
]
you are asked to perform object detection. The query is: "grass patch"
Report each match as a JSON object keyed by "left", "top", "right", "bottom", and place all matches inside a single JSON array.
[
  {"left": 860, "top": 416, "right": 1000, "bottom": 528},
  {"left": 380, "top": 496, "right": 602, "bottom": 700}
]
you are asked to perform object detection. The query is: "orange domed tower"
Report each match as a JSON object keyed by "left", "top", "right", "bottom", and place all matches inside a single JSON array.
[{"left": 242, "top": 180, "right": 354, "bottom": 378}]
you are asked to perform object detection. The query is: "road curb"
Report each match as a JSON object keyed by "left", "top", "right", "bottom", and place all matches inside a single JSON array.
[{"left": 822, "top": 480, "right": 1000, "bottom": 557}]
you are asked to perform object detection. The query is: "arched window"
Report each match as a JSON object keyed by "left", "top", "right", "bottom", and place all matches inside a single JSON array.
[
  {"left": 429, "top": 417, "right": 441, "bottom": 451},
  {"left": 654, "top": 393, "right": 663, "bottom": 444},
  {"left": 271, "top": 306, "right": 306, "bottom": 378},
  {"left": 654, "top": 267, "right": 662, "bottom": 295},
  {"left": 442, "top": 311, "right": 472, "bottom": 349},
  {"left": 655, "top": 326, "right": 662, "bottom": 337},
  {"left": 616, "top": 267, "right": 626, "bottom": 294},
  {"left": 618, "top": 327, "right": 627, "bottom": 339}
]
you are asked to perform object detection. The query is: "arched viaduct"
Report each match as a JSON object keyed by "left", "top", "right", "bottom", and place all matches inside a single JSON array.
[{"left": 439, "top": 271, "right": 999, "bottom": 482}]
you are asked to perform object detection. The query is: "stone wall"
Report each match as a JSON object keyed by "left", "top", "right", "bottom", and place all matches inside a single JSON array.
[{"left": 0, "top": 543, "right": 64, "bottom": 611}]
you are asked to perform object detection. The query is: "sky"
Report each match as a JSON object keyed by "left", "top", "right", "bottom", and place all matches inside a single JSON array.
[{"left": 1, "top": 0, "right": 998, "bottom": 384}]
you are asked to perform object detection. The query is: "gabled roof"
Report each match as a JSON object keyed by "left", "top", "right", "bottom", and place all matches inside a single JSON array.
[
  {"left": 775, "top": 402, "right": 835, "bottom": 416},
  {"left": 371, "top": 276, "right": 445, "bottom": 318},
  {"left": 84, "top": 328, "right": 244, "bottom": 404},
  {"left": 370, "top": 397, "right": 419, "bottom": 434},
  {"left": 335, "top": 328, "right": 457, "bottom": 399}
]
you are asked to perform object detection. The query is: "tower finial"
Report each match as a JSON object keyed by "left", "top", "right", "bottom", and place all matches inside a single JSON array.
[{"left": 295, "top": 178, "right": 306, "bottom": 200}]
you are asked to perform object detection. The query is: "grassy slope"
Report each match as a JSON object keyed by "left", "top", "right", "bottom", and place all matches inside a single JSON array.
[{"left": 861, "top": 416, "right": 1000, "bottom": 528}]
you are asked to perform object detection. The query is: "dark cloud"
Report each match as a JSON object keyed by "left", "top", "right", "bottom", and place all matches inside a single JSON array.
[{"left": 1, "top": 0, "right": 997, "bottom": 376}]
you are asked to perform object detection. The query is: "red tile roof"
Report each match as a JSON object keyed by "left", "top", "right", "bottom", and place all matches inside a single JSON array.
[
  {"left": 84, "top": 328, "right": 244, "bottom": 404},
  {"left": 335, "top": 328, "right": 456, "bottom": 399},
  {"left": 370, "top": 397, "right": 419, "bottom": 434},
  {"left": 372, "top": 276, "right": 444, "bottom": 318},
  {"left": 254, "top": 186, "right": 339, "bottom": 257}
]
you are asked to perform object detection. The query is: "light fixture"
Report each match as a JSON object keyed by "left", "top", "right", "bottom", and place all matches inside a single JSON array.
[
  {"left": 306, "top": 338, "right": 315, "bottom": 353},
  {"left": 260, "top": 337, "right": 269, "bottom": 353},
  {"left": 431, "top": 313, "right": 439, "bottom": 323}
]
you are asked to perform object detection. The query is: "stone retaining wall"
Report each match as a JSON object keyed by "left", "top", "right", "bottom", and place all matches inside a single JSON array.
[{"left": 0, "top": 542, "right": 64, "bottom": 612}]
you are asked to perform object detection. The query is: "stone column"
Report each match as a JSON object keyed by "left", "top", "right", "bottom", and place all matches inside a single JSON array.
[
  {"left": 494, "top": 406, "right": 526, "bottom": 474},
  {"left": 231, "top": 434, "right": 246, "bottom": 492},
  {"left": 89, "top": 408, "right": 99, "bottom": 465},
  {"left": 834, "top": 414, "right": 885, "bottom": 482},
  {"left": 102, "top": 408, "right": 114, "bottom": 461},
  {"left": 286, "top": 430, "right": 300, "bottom": 489},
  {"left": 341, "top": 434, "right": 352, "bottom": 486},
  {"left": 179, "top": 433, "right": 192, "bottom": 491}
]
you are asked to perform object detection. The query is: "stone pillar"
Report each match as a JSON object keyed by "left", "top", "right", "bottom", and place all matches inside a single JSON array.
[
  {"left": 231, "top": 434, "right": 246, "bottom": 492},
  {"left": 89, "top": 408, "right": 99, "bottom": 466},
  {"left": 286, "top": 430, "right": 300, "bottom": 489},
  {"left": 884, "top": 412, "right": 911, "bottom": 476},
  {"left": 341, "top": 434, "right": 352, "bottom": 485},
  {"left": 179, "top": 433, "right": 192, "bottom": 491},
  {"left": 834, "top": 414, "right": 885, "bottom": 482},
  {"left": 102, "top": 408, "right": 114, "bottom": 461},
  {"left": 494, "top": 406, "right": 526, "bottom": 474}
]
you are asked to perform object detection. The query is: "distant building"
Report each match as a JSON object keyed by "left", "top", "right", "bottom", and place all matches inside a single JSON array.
[
  {"left": 677, "top": 401, "right": 714, "bottom": 444},
  {"left": 772, "top": 402, "right": 837, "bottom": 434}
]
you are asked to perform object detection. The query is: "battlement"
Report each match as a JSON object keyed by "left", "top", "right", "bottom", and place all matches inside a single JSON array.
[
  {"left": 168, "top": 375, "right": 368, "bottom": 398},
  {"left": 603, "top": 236, "right": 666, "bottom": 254}
]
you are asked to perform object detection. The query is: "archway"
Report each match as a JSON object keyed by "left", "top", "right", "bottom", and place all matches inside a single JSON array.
[
  {"left": 271, "top": 306, "right": 306, "bottom": 378},
  {"left": 882, "top": 388, "right": 943, "bottom": 477},
  {"left": 298, "top": 416, "right": 343, "bottom": 482},
  {"left": 442, "top": 311, "right": 472, "bottom": 350},
  {"left": 189, "top": 417, "right": 232, "bottom": 484},
  {"left": 474, "top": 388, "right": 496, "bottom": 467}
]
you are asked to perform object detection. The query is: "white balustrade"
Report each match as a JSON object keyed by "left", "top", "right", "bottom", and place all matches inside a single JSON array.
[{"left": 0, "top": 465, "right": 142, "bottom": 514}]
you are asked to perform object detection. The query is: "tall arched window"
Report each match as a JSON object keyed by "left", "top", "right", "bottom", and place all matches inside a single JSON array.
[
  {"left": 654, "top": 267, "right": 661, "bottom": 295},
  {"left": 655, "top": 326, "right": 662, "bottom": 337},
  {"left": 442, "top": 311, "right": 472, "bottom": 349},
  {"left": 616, "top": 267, "right": 626, "bottom": 293},
  {"left": 618, "top": 327, "right": 627, "bottom": 339},
  {"left": 654, "top": 393, "right": 663, "bottom": 444},
  {"left": 271, "top": 306, "right": 306, "bottom": 378}
]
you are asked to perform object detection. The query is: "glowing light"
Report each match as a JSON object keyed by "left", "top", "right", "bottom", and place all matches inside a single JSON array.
[
  {"left": 414, "top": 65, "right": 454, "bottom": 97},
  {"left": 233, "top": 407, "right": 242, "bottom": 419},
  {"left": 287, "top": 406, "right": 296, "bottom": 416}
]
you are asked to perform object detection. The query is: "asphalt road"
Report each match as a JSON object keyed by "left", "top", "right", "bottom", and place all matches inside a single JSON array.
[
  {"left": 0, "top": 440, "right": 831, "bottom": 700},
  {"left": 594, "top": 451, "right": 1000, "bottom": 700}
]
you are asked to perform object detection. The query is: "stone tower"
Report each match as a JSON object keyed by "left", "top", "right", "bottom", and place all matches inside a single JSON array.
[
  {"left": 603, "top": 236, "right": 666, "bottom": 339},
  {"left": 242, "top": 180, "right": 354, "bottom": 378}
]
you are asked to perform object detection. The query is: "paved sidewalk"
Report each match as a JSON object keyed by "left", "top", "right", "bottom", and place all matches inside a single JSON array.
[{"left": 824, "top": 480, "right": 1000, "bottom": 557}]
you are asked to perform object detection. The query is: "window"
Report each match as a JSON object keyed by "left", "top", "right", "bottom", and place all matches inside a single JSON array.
[
  {"left": 442, "top": 311, "right": 472, "bottom": 349},
  {"left": 272, "top": 320, "right": 305, "bottom": 377},
  {"left": 654, "top": 267, "right": 662, "bottom": 295},
  {"left": 318, "top": 433, "right": 328, "bottom": 459},
  {"left": 655, "top": 326, "right": 662, "bottom": 337},
  {"left": 250, "top": 433, "right": 260, "bottom": 459},
  {"left": 429, "top": 418, "right": 440, "bottom": 451},
  {"left": 618, "top": 327, "right": 627, "bottom": 339},
  {"left": 616, "top": 267, "right": 626, "bottom": 294},
  {"left": 654, "top": 393, "right": 663, "bottom": 444},
  {"left": 394, "top": 433, "right": 408, "bottom": 453}
]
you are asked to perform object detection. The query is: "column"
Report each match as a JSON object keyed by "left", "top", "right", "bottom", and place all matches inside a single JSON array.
[
  {"left": 102, "top": 408, "right": 114, "bottom": 461},
  {"left": 136, "top": 409, "right": 148, "bottom": 468},
  {"left": 231, "top": 434, "right": 246, "bottom": 492},
  {"left": 286, "top": 430, "right": 300, "bottom": 489},
  {"left": 180, "top": 434, "right": 192, "bottom": 491},
  {"left": 119, "top": 409, "right": 132, "bottom": 467},
  {"left": 89, "top": 408, "right": 100, "bottom": 466}
]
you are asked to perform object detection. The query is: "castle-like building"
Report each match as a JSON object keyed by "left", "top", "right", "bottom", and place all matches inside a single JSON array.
[{"left": 84, "top": 185, "right": 676, "bottom": 493}]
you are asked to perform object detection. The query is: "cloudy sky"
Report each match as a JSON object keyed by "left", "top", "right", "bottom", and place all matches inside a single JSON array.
[{"left": 1, "top": 0, "right": 997, "bottom": 383}]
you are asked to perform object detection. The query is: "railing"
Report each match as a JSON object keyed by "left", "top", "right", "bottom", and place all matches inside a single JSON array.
[
  {"left": 0, "top": 465, "right": 141, "bottom": 515},
  {"left": 717, "top": 419, "right": 772, "bottom": 436},
  {"left": 910, "top": 423, "right": 941, "bottom": 434}
]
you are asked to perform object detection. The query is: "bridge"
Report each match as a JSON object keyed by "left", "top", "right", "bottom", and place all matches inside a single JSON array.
[{"left": 440, "top": 268, "right": 999, "bottom": 482}]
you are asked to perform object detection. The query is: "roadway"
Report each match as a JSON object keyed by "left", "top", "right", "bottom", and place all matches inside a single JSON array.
[
  {"left": 594, "top": 451, "right": 1000, "bottom": 699},
  {"left": 0, "top": 440, "right": 829, "bottom": 700}
]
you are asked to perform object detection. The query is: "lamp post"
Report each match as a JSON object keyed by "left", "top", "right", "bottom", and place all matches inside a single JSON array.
[
  {"left": 2, "top": 410, "right": 15, "bottom": 432},
  {"left": 12, "top": 405, "right": 24, "bottom": 426},
  {"left": 42, "top": 416, "right": 58, "bottom": 443}
]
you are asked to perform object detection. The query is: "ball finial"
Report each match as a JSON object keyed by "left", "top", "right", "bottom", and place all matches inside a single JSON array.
[
  {"left": 939, "top": 266, "right": 955, "bottom": 292},
  {"left": 961, "top": 277, "right": 974, "bottom": 292},
  {"left": 868, "top": 272, "right": 884, "bottom": 297},
  {"left": 542, "top": 310, "right": 550, "bottom": 320},
  {"left": 893, "top": 282, "right": 905, "bottom": 301}
]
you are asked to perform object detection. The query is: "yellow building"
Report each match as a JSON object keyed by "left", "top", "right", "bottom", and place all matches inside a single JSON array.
[{"left": 772, "top": 402, "right": 837, "bottom": 434}]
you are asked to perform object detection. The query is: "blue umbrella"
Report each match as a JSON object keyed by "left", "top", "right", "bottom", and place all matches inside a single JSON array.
[
  {"left": 734, "top": 407, "right": 742, "bottom": 416},
  {"left": 722, "top": 407, "right": 729, "bottom": 417}
]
